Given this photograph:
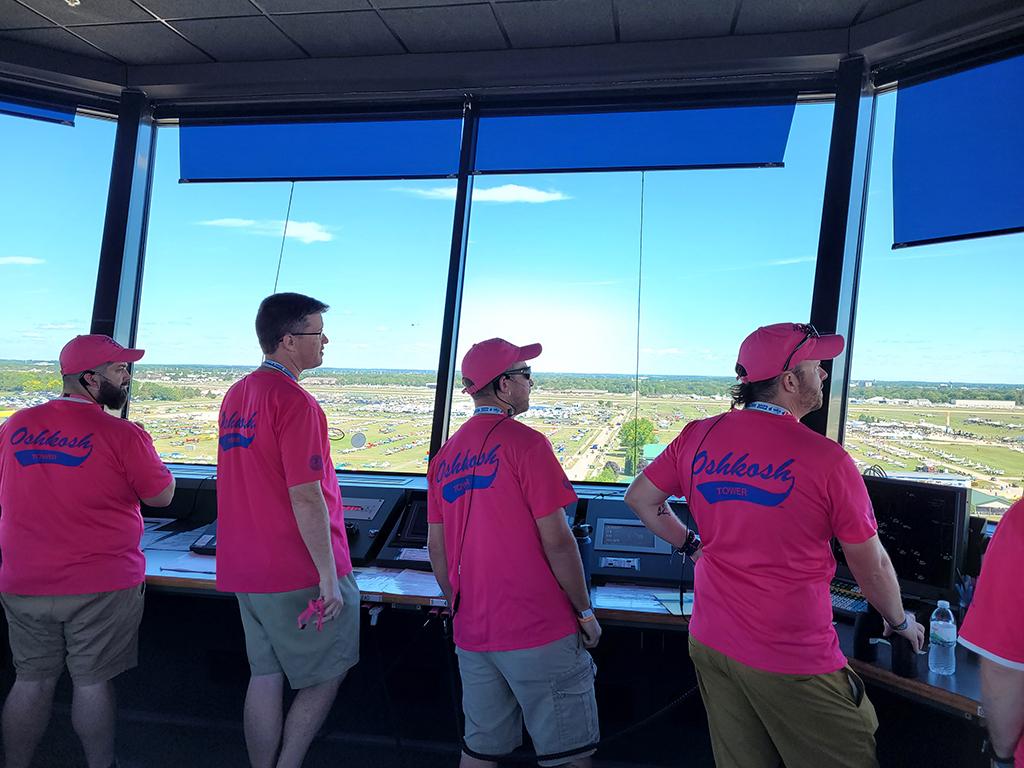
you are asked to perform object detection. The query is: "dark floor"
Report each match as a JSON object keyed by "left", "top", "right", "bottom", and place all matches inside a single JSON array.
[{"left": 2, "top": 591, "right": 989, "bottom": 767}]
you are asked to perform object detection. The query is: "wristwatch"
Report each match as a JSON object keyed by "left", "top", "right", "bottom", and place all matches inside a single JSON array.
[
  {"left": 577, "top": 608, "right": 596, "bottom": 623},
  {"left": 675, "top": 529, "right": 701, "bottom": 558},
  {"left": 885, "top": 611, "right": 910, "bottom": 633}
]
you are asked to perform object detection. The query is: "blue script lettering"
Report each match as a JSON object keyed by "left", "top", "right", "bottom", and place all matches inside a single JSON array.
[
  {"left": 435, "top": 445, "right": 501, "bottom": 481},
  {"left": 691, "top": 450, "right": 797, "bottom": 507},
  {"left": 220, "top": 411, "right": 257, "bottom": 430},
  {"left": 10, "top": 427, "right": 93, "bottom": 451}
]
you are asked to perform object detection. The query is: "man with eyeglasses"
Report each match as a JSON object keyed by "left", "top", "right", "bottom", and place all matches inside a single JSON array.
[
  {"left": 625, "top": 322, "right": 924, "bottom": 768},
  {"left": 427, "top": 338, "right": 601, "bottom": 768},
  {"left": 216, "top": 292, "right": 358, "bottom": 768},
  {"left": 0, "top": 334, "right": 175, "bottom": 768}
]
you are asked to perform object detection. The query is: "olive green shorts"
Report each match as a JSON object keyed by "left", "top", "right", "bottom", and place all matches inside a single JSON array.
[
  {"left": 689, "top": 635, "right": 879, "bottom": 768},
  {"left": 236, "top": 572, "right": 360, "bottom": 690},
  {"left": 456, "top": 632, "right": 600, "bottom": 767},
  {"left": 1, "top": 584, "right": 146, "bottom": 686}
]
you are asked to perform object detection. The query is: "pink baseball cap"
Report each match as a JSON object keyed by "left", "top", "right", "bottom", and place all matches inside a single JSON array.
[
  {"left": 59, "top": 334, "right": 145, "bottom": 375},
  {"left": 461, "top": 338, "right": 542, "bottom": 394},
  {"left": 736, "top": 323, "right": 844, "bottom": 383}
]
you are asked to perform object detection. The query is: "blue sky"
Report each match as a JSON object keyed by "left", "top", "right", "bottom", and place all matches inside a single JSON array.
[{"left": 0, "top": 96, "right": 1020, "bottom": 384}]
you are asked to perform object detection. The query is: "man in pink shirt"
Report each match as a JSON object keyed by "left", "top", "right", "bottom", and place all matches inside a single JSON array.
[
  {"left": 216, "top": 292, "right": 357, "bottom": 768},
  {"left": 958, "top": 498, "right": 1024, "bottom": 768},
  {"left": 625, "top": 322, "right": 925, "bottom": 768},
  {"left": 0, "top": 334, "right": 175, "bottom": 768},
  {"left": 427, "top": 338, "right": 600, "bottom": 768}
]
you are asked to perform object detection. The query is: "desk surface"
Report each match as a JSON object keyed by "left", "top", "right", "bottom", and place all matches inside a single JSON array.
[{"left": 142, "top": 543, "right": 982, "bottom": 720}]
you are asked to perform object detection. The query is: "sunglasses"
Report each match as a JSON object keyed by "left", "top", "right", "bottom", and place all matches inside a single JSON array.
[
  {"left": 782, "top": 323, "right": 819, "bottom": 372},
  {"left": 503, "top": 366, "right": 532, "bottom": 380}
]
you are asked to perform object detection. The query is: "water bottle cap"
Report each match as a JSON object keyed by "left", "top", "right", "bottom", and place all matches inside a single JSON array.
[{"left": 937, "top": 600, "right": 950, "bottom": 609}]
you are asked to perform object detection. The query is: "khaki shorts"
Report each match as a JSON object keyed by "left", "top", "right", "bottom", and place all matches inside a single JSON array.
[
  {"left": 456, "top": 632, "right": 600, "bottom": 767},
  {"left": 236, "top": 572, "right": 360, "bottom": 690},
  {"left": 1, "top": 584, "right": 145, "bottom": 686},
  {"left": 689, "top": 635, "right": 879, "bottom": 768}
]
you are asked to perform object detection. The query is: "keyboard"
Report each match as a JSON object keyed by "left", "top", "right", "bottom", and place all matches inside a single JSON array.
[{"left": 831, "top": 581, "right": 868, "bottom": 618}]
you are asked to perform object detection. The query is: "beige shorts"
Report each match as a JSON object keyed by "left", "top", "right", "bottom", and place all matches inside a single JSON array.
[
  {"left": 1, "top": 584, "right": 145, "bottom": 686},
  {"left": 456, "top": 632, "right": 600, "bottom": 767},
  {"left": 236, "top": 572, "right": 360, "bottom": 690},
  {"left": 689, "top": 635, "right": 879, "bottom": 768}
]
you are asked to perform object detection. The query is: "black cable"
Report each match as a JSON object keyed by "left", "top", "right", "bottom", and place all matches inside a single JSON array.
[{"left": 596, "top": 683, "right": 701, "bottom": 747}]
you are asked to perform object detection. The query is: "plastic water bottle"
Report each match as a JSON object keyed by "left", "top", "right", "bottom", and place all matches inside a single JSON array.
[{"left": 928, "top": 600, "right": 957, "bottom": 675}]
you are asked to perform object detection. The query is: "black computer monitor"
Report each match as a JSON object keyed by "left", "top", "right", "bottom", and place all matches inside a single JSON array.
[
  {"left": 393, "top": 499, "right": 429, "bottom": 547},
  {"left": 833, "top": 476, "right": 969, "bottom": 602}
]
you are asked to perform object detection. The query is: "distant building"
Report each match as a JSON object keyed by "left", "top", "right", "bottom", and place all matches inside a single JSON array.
[
  {"left": 953, "top": 399, "right": 1016, "bottom": 409},
  {"left": 884, "top": 470, "right": 972, "bottom": 488}
]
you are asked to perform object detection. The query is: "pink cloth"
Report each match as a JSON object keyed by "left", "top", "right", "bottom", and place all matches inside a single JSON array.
[
  {"left": 216, "top": 367, "right": 351, "bottom": 593},
  {"left": 0, "top": 397, "right": 171, "bottom": 595},
  {"left": 427, "top": 414, "right": 578, "bottom": 652},
  {"left": 959, "top": 499, "right": 1024, "bottom": 763},
  {"left": 644, "top": 408, "right": 877, "bottom": 674}
]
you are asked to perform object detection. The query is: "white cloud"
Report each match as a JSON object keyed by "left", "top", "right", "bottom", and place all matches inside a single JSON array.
[
  {"left": 199, "top": 218, "right": 333, "bottom": 244},
  {"left": 398, "top": 184, "right": 570, "bottom": 204},
  {"left": 39, "top": 322, "right": 78, "bottom": 330},
  {"left": 641, "top": 347, "right": 683, "bottom": 356},
  {"left": 0, "top": 257, "right": 45, "bottom": 266}
]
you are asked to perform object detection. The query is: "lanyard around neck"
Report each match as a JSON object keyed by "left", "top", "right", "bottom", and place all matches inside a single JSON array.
[
  {"left": 746, "top": 401, "right": 789, "bottom": 416},
  {"left": 262, "top": 359, "right": 297, "bottom": 382}
]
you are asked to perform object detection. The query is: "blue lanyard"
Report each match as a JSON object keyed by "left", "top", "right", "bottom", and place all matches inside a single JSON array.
[
  {"left": 473, "top": 406, "right": 505, "bottom": 416},
  {"left": 746, "top": 401, "right": 789, "bottom": 416},
  {"left": 262, "top": 359, "right": 297, "bottom": 382}
]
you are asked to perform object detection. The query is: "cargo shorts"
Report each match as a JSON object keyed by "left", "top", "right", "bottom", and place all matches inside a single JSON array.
[{"left": 456, "top": 632, "right": 600, "bottom": 767}]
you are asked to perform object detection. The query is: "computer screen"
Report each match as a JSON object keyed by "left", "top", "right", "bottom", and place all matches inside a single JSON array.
[
  {"left": 602, "top": 523, "right": 657, "bottom": 550},
  {"left": 833, "top": 476, "right": 969, "bottom": 601},
  {"left": 397, "top": 500, "right": 429, "bottom": 546}
]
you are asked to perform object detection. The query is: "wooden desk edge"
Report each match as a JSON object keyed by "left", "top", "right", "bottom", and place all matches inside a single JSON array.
[{"left": 849, "top": 658, "right": 981, "bottom": 720}]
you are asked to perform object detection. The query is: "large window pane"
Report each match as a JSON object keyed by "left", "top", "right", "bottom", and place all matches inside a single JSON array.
[
  {"left": 133, "top": 126, "right": 455, "bottom": 472},
  {"left": 0, "top": 112, "right": 114, "bottom": 425},
  {"left": 846, "top": 91, "right": 1024, "bottom": 514},
  {"left": 452, "top": 101, "right": 833, "bottom": 483}
]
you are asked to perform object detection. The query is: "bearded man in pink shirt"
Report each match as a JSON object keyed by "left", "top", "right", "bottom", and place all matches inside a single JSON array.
[
  {"left": 0, "top": 334, "right": 175, "bottom": 768},
  {"left": 427, "top": 338, "right": 601, "bottom": 768},
  {"left": 626, "top": 322, "right": 926, "bottom": 768}
]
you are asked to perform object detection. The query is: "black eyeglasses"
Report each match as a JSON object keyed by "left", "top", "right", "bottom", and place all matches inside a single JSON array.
[
  {"left": 289, "top": 329, "right": 325, "bottom": 338},
  {"left": 782, "top": 323, "right": 819, "bottom": 372},
  {"left": 503, "top": 366, "right": 532, "bottom": 380}
]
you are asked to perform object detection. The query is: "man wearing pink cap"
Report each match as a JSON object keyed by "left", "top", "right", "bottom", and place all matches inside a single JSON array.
[
  {"left": 626, "top": 322, "right": 925, "bottom": 768},
  {"left": 427, "top": 338, "right": 601, "bottom": 768},
  {"left": 0, "top": 334, "right": 175, "bottom": 768}
]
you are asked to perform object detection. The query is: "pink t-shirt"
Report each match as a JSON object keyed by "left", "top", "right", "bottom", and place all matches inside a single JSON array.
[
  {"left": 0, "top": 396, "right": 172, "bottom": 595},
  {"left": 427, "top": 414, "right": 579, "bottom": 652},
  {"left": 959, "top": 500, "right": 1024, "bottom": 763},
  {"left": 216, "top": 367, "right": 352, "bottom": 594},
  {"left": 644, "top": 408, "right": 877, "bottom": 674}
]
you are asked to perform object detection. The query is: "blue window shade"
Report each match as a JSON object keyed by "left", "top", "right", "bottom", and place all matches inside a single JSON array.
[
  {"left": 179, "top": 119, "right": 463, "bottom": 182},
  {"left": 893, "top": 55, "right": 1024, "bottom": 247},
  {"left": 474, "top": 104, "right": 796, "bottom": 173},
  {"left": 0, "top": 99, "right": 74, "bottom": 126}
]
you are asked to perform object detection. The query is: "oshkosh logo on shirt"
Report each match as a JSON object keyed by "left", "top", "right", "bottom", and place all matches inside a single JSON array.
[
  {"left": 9, "top": 427, "right": 94, "bottom": 467},
  {"left": 436, "top": 445, "right": 501, "bottom": 503},
  {"left": 219, "top": 410, "right": 257, "bottom": 452},
  {"left": 692, "top": 450, "right": 796, "bottom": 507}
]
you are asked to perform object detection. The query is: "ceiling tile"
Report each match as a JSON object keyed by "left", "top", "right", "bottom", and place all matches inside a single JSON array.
[
  {"left": 735, "top": 0, "right": 865, "bottom": 34},
  {"left": 618, "top": 0, "right": 735, "bottom": 42},
  {"left": 261, "top": 0, "right": 370, "bottom": 11},
  {"left": 857, "top": 0, "right": 919, "bottom": 22},
  {"left": 0, "top": 0, "right": 49, "bottom": 29},
  {"left": 496, "top": 0, "right": 614, "bottom": 48},
  {"left": 273, "top": 11, "right": 403, "bottom": 56},
  {"left": 169, "top": 16, "right": 305, "bottom": 61},
  {"left": 138, "top": 0, "right": 261, "bottom": 19},
  {"left": 0, "top": 26, "right": 118, "bottom": 59},
  {"left": 19, "top": 0, "right": 152, "bottom": 26},
  {"left": 73, "top": 21, "right": 211, "bottom": 64},
  {"left": 381, "top": 4, "right": 506, "bottom": 53},
  {"left": 373, "top": 0, "right": 480, "bottom": 7}
]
